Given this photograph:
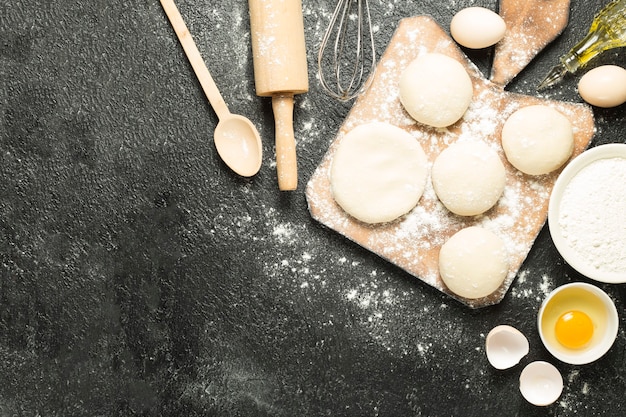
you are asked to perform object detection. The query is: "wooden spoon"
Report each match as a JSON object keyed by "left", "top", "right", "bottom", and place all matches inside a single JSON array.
[{"left": 160, "top": 0, "right": 262, "bottom": 177}]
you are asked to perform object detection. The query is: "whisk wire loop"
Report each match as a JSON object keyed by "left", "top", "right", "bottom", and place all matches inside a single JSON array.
[{"left": 318, "top": 0, "right": 376, "bottom": 101}]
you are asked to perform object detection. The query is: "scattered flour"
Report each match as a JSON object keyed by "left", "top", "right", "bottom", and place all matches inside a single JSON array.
[{"left": 509, "top": 271, "right": 554, "bottom": 302}]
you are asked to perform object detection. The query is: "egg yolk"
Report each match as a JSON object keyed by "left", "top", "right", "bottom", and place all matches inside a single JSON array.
[{"left": 554, "top": 310, "right": 594, "bottom": 349}]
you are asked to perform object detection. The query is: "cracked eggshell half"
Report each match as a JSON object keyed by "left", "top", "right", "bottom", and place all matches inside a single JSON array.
[
  {"left": 519, "top": 361, "right": 563, "bottom": 406},
  {"left": 485, "top": 325, "right": 529, "bottom": 370}
]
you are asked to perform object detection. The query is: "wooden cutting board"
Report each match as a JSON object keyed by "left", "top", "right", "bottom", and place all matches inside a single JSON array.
[
  {"left": 305, "top": 16, "right": 594, "bottom": 308},
  {"left": 491, "top": 0, "right": 571, "bottom": 86}
]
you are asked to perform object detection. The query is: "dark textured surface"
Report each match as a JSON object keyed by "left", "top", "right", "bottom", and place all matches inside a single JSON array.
[{"left": 1, "top": 0, "right": 625, "bottom": 416}]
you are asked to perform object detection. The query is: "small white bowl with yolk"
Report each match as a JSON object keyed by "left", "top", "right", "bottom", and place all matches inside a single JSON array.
[{"left": 538, "top": 282, "right": 618, "bottom": 365}]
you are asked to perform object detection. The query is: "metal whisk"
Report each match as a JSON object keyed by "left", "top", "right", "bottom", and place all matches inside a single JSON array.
[{"left": 318, "top": 0, "right": 377, "bottom": 101}]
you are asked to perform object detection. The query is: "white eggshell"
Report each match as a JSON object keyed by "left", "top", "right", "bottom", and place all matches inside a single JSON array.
[
  {"left": 450, "top": 7, "right": 506, "bottom": 49},
  {"left": 519, "top": 361, "right": 563, "bottom": 406},
  {"left": 485, "top": 325, "right": 529, "bottom": 370},
  {"left": 578, "top": 65, "right": 626, "bottom": 108}
]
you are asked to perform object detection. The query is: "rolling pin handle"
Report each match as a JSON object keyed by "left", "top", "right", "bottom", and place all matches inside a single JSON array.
[{"left": 272, "top": 94, "right": 298, "bottom": 191}]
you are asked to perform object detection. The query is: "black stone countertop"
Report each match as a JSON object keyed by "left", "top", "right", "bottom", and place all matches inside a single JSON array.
[{"left": 1, "top": 0, "right": 626, "bottom": 416}]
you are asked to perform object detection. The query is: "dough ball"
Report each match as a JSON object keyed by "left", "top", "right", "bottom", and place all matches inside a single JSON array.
[
  {"left": 432, "top": 141, "right": 506, "bottom": 216},
  {"left": 501, "top": 105, "right": 574, "bottom": 175},
  {"left": 330, "top": 122, "right": 428, "bottom": 224},
  {"left": 399, "top": 53, "right": 473, "bottom": 128},
  {"left": 439, "top": 226, "right": 509, "bottom": 299}
]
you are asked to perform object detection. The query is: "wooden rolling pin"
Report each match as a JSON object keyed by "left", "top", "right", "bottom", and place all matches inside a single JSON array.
[{"left": 248, "top": 0, "right": 309, "bottom": 191}]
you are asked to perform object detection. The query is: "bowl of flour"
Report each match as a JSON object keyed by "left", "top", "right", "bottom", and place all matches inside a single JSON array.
[{"left": 548, "top": 144, "right": 626, "bottom": 284}]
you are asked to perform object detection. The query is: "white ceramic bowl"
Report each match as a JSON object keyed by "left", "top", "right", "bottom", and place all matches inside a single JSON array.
[
  {"left": 538, "top": 282, "right": 618, "bottom": 365},
  {"left": 548, "top": 143, "right": 626, "bottom": 283}
]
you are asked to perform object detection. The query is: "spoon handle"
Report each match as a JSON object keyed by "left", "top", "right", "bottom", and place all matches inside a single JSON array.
[{"left": 160, "top": 0, "right": 230, "bottom": 120}]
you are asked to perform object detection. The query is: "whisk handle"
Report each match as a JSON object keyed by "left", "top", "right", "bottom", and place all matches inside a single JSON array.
[{"left": 272, "top": 95, "right": 298, "bottom": 191}]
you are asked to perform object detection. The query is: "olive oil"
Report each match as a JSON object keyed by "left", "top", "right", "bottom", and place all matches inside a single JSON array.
[{"left": 538, "top": 0, "right": 626, "bottom": 90}]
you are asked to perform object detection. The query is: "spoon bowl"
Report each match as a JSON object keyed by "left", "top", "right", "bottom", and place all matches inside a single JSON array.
[{"left": 214, "top": 114, "right": 263, "bottom": 177}]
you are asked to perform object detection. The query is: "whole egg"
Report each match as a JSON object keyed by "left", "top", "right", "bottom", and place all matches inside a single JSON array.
[
  {"left": 578, "top": 65, "right": 626, "bottom": 108},
  {"left": 450, "top": 7, "right": 506, "bottom": 49}
]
